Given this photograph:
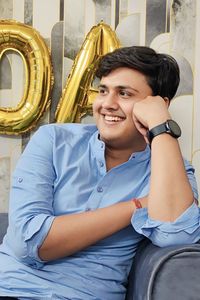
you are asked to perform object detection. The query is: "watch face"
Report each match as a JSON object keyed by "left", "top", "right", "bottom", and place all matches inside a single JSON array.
[{"left": 167, "top": 120, "right": 181, "bottom": 138}]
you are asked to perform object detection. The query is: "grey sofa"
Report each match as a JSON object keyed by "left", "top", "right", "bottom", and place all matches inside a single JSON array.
[
  {"left": 1, "top": 213, "right": 200, "bottom": 299},
  {"left": 0, "top": 213, "right": 8, "bottom": 244},
  {"left": 126, "top": 239, "right": 200, "bottom": 300}
]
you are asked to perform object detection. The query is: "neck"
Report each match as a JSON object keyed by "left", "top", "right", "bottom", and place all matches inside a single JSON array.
[{"left": 105, "top": 142, "right": 146, "bottom": 171}]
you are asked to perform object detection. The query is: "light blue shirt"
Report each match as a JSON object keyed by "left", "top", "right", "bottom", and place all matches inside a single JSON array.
[{"left": 0, "top": 123, "right": 199, "bottom": 300}]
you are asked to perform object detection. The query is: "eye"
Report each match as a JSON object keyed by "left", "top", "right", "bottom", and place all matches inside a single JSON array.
[
  {"left": 98, "top": 88, "right": 108, "bottom": 95},
  {"left": 119, "top": 90, "right": 132, "bottom": 98}
]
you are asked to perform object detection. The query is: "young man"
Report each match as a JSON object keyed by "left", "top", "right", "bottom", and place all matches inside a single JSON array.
[{"left": 0, "top": 46, "right": 199, "bottom": 300}]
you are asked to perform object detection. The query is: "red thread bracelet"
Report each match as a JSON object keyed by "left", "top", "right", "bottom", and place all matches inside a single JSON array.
[{"left": 132, "top": 198, "right": 142, "bottom": 209}]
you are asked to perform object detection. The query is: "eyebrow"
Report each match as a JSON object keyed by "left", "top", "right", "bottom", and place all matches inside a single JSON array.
[{"left": 98, "top": 84, "right": 139, "bottom": 93}]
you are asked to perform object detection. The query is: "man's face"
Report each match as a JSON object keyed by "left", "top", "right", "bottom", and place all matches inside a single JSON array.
[{"left": 93, "top": 67, "right": 153, "bottom": 150}]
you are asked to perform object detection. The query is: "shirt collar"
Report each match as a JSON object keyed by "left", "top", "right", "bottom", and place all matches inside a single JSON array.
[
  {"left": 90, "top": 129, "right": 151, "bottom": 163},
  {"left": 129, "top": 144, "right": 151, "bottom": 163}
]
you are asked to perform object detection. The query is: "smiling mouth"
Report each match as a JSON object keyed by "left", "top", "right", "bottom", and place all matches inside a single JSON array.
[{"left": 103, "top": 115, "right": 125, "bottom": 122}]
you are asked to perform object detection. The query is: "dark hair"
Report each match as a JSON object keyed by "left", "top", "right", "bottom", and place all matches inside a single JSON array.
[{"left": 96, "top": 46, "right": 180, "bottom": 101}]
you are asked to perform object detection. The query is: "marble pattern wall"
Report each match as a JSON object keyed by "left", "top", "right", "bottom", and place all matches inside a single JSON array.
[{"left": 0, "top": 0, "right": 199, "bottom": 212}]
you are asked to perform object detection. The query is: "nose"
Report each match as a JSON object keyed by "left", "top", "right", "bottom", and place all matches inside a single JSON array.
[{"left": 101, "top": 92, "right": 119, "bottom": 110}]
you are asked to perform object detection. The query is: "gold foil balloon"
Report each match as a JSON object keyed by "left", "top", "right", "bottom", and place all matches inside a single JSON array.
[
  {"left": 55, "top": 21, "right": 121, "bottom": 123},
  {"left": 0, "top": 20, "right": 53, "bottom": 135}
]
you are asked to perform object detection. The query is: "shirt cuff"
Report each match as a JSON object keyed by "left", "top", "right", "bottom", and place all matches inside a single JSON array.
[
  {"left": 131, "top": 202, "right": 200, "bottom": 238},
  {"left": 24, "top": 214, "right": 55, "bottom": 267}
]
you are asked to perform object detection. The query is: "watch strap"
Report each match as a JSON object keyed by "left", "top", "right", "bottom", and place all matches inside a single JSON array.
[{"left": 147, "top": 122, "right": 168, "bottom": 143}]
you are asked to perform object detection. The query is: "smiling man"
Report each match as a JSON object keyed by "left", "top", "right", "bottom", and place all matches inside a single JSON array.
[
  {"left": 93, "top": 67, "right": 152, "bottom": 154},
  {"left": 0, "top": 46, "right": 199, "bottom": 300}
]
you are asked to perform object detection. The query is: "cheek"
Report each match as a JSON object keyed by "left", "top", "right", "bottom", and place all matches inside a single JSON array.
[
  {"left": 92, "top": 98, "right": 101, "bottom": 114},
  {"left": 122, "top": 103, "right": 134, "bottom": 118}
]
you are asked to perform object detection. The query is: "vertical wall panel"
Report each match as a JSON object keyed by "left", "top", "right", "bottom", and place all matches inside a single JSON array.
[
  {"left": 119, "top": 0, "right": 128, "bottom": 21},
  {"left": 21, "top": 0, "right": 32, "bottom": 148},
  {"left": 13, "top": 0, "right": 24, "bottom": 22},
  {"left": 64, "top": 0, "right": 85, "bottom": 59},
  {"left": 0, "top": 55, "right": 11, "bottom": 90},
  {"left": 0, "top": 0, "right": 13, "bottom": 19},
  {"left": 95, "top": 0, "right": 112, "bottom": 25},
  {"left": 146, "top": 0, "right": 167, "bottom": 46},
  {"left": 116, "top": 15, "right": 140, "bottom": 46},
  {"left": 60, "top": 0, "right": 64, "bottom": 21},
  {"left": 24, "top": 0, "right": 33, "bottom": 25},
  {"left": 113, "top": 0, "right": 119, "bottom": 28},
  {"left": 50, "top": 21, "right": 64, "bottom": 123},
  {"left": 85, "top": 0, "right": 96, "bottom": 34},
  {"left": 171, "top": 0, "right": 196, "bottom": 67},
  {"left": 169, "top": 95, "right": 193, "bottom": 160},
  {"left": 33, "top": 0, "right": 60, "bottom": 38},
  {"left": 127, "top": 0, "right": 146, "bottom": 45}
]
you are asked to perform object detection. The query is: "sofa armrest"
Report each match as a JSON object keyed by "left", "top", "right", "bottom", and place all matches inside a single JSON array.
[
  {"left": 0, "top": 213, "right": 8, "bottom": 244},
  {"left": 126, "top": 239, "right": 200, "bottom": 300}
]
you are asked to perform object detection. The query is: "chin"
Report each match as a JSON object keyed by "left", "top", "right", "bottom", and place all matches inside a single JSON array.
[
  {"left": 99, "top": 131, "right": 118, "bottom": 143},
  {"left": 100, "top": 134, "right": 129, "bottom": 148},
  {"left": 100, "top": 134, "right": 116, "bottom": 143}
]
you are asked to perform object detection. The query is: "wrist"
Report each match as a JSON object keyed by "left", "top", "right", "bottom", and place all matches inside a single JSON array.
[
  {"left": 132, "top": 198, "right": 142, "bottom": 209},
  {"left": 147, "top": 119, "right": 181, "bottom": 144},
  {"left": 148, "top": 116, "right": 171, "bottom": 130}
]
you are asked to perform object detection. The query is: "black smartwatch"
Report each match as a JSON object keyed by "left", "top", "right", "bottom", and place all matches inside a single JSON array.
[{"left": 147, "top": 119, "right": 181, "bottom": 144}]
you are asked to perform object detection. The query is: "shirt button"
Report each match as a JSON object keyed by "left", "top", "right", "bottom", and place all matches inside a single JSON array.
[
  {"left": 99, "top": 161, "right": 104, "bottom": 167},
  {"left": 101, "top": 143, "right": 104, "bottom": 149},
  {"left": 18, "top": 177, "right": 23, "bottom": 183},
  {"left": 97, "top": 186, "right": 103, "bottom": 193}
]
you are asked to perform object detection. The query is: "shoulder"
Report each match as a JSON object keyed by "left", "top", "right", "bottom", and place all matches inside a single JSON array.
[
  {"left": 33, "top": 123, "right": 97, "bottom": 139},
  {"left": 20, "top": 123, "right": 98, "bottom": 166},
  {"left": 31, "top": 123, "right": 98, "bottom": 148}
]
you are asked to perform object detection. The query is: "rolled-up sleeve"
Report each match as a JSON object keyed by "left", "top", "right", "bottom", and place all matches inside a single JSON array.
[
  {"left": 132, "top": 203, "right": 200, "bottom": 247},
  {"left": 131, "top": 159, "right": 200, "bottom": 247},
  {"left": 7, "top": 125, "right": 56, "bottom": 268}
]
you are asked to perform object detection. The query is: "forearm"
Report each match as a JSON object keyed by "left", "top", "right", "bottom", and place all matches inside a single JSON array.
[
  {"left": 148, "top": 133, "right": 194, "bottom": 222},
  {"left": 38, "top": 200, "right": 136, "bottom": 261}
]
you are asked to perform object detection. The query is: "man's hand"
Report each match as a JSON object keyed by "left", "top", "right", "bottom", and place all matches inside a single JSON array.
[
  {"left": 132, "top": 97, "right": 194, "bottom": 222},
  {"left": 132, "top": 96, "right": 171, "bottom": 143}
]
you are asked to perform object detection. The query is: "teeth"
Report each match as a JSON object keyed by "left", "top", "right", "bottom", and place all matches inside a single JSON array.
[{"left": 104, "top": 115, "right": 124, "bottom": 122}]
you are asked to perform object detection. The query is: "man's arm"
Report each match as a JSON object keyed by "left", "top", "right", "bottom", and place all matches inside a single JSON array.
[
  {"left": 149, "top": 132, "right": 194, "bottom": 221},
  {"left": 133, "top": 96, "right": 194, "bottom": 222},
  {"left": 8, "top": 125, "right": 147, "bottom": 264},
  {"left": 38, "top": 200, "right": 138, "bottom": 261}
]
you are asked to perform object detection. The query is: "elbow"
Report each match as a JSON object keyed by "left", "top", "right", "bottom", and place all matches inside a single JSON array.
[
  {"left": 6, "top": 214, "right": 55, "bottom": 266},
  {"left": 12, "top": 242, "right": 45, "bottom": 268},
  {"left": 5, "top": 228, "right": 45, "bottom": 267},
  {"left": 11, "top": 242, "right": 28, "bottom": 262},
  {"left": 38, "top": 235, "right": 57, "bottom": 261},
  {"left": 38, "top": 243, "right": 73, "bottom": 261},
  {"left": 38, "top": 244, "right": 50, "bottom": 261},
  {"left": 8, "top": 238, "right": 39, "bottom": 266}
]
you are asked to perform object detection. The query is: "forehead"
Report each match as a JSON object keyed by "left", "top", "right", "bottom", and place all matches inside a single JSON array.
[
  {"left": 99, "top": 67, "right": 152, "bottom": 96},
  {"left": 100, "top": 67, "right": 149, "bottom": 87}
]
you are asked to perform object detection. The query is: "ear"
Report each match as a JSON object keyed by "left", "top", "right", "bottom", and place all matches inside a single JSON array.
[{"left": 163, "top": 97, "right": 170, "bottom": 108}]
